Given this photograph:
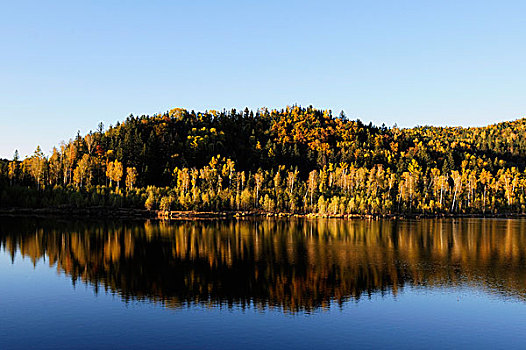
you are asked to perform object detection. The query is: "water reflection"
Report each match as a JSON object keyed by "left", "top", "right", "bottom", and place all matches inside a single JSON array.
[{"left": 1, "top": 218, "right": 526, "bottom": 312}]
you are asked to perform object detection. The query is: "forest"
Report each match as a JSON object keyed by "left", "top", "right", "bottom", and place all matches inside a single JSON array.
[{"left": 1, "top": 105, "right": 526, "bottom": 216}]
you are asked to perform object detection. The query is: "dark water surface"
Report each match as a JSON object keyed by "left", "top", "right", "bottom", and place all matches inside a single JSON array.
[{"left": 1, "top": 218, "right": 526, "bottom": 349}]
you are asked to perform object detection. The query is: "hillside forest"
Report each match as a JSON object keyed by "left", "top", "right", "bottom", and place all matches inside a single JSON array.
[{"left": 1, "top": 106, "right": 526, "bottom": 216}]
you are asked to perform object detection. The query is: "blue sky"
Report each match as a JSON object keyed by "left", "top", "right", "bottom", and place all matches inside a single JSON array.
[{"left": 1, "top": 0, "right": 525, "bottom": 158}]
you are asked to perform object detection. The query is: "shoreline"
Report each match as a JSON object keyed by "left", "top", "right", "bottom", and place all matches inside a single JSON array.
[{"left": 1, "top": 207, "right": 526, "bottom": 220}]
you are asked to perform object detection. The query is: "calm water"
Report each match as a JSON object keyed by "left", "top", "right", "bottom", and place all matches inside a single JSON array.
[{"left": 1, "top": 218, "right": 526, "bottom": 349}]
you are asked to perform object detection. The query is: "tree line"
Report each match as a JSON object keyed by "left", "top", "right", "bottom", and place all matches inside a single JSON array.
[{"left": 1, "top": 105, "right": 526, "bottom": 215}]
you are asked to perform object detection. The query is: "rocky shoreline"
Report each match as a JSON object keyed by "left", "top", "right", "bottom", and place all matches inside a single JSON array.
[{"left": 1, "top": 207, "right": 526, "bottom": 220}]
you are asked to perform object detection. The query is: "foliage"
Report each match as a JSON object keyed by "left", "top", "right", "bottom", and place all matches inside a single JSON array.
[{"left": 2, "top": 105, "right": 526, "bottom": 214}]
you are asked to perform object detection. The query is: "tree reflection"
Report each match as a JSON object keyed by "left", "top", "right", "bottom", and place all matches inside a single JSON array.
[{"left": 1, "top": 218, "right": 526, "bottom": 312}]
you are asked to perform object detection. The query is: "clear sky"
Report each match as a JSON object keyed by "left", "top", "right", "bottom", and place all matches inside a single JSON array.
[{"left": 1, "top": 0, "right": 525, "bottom": 159}]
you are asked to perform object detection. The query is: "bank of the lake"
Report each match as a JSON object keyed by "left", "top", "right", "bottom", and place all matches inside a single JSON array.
[{"left": 2, "top": 207, "right": 526, "bottom": 221}]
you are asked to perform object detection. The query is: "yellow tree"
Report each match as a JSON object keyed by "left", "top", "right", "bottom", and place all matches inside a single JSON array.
[
  {"left": 498, "top": 168, "right": 519, "bottom": 207},
  {"left": 106, "top": 160, "right": 114, "bottom": 187},
  {"left": 450, "top": 171, "right": 463, "bottom": 212},
  {"left": 429, "top": 168, "right": 441, "bottom": 209},
  {"left": 126, "top": 167, "right": 138, "bottom": 190},
  {"left": 62, "top": 142, "right": 77, "bottom": 185},
  {"left": 399, "top": 160, "right": 421, "bottom": 211},
  {"left": 112, "top": 160, "right": 123, "bottom": 188},
  {"left": 436, "top": 174, "right": 449, "bottom": 210},
  {"left": 286, "top": 169, "right": 299, "bottom": 195},
  {"left": 175, "top": 168, "right": 190, "bottom": 195},
  {"left": 8, "top": 161, "right": 17, "bottom": 185},
  {"left": 307, "top": 170, "right": 318, "bottom": 207},
  {"left": 85, "top": 133, "right": 96, "bottom": 155},
  {"left": 191, "top": 168, "right": 200, "bottom": 204},
  {"left": 222, "top": 158, "right": 235, "bottom": 190},
  {"left": 399, "top": 172, "right": 415, "bottom": 210},
  {"left": 73, "top": 154, "right": 90, "bottom": 188},
  {"left": 48, "top": 147, "right": 62, "bottom": 186},
  {"left": 479, "top": 169, "right": 492, "bottom": 212},
  {"left": 466, "top": 170, "right": 478, "bottom": 209},
  {"left": 254, "top": 171, "right": 264, "bottom": 207},
  {"left": 29, "top": 146, "right": 46, "bottom": 190}
]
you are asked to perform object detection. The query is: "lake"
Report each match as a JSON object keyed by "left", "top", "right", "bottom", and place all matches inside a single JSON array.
[{"left": 1, "top": 218, "right": 526, "bottom": 349}]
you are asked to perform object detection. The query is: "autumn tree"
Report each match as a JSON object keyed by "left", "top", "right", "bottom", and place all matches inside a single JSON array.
[
  {"left": 254, "top": 171, "right": 264, "bottom": 207},
  {"left": 73, "top": 154, "right": 90, "bottom": 188},
  {"left": 29, "top": 146, "right": 46, "bottom": 190},
  {"left": 126, "top": 167, "right": 138, "bottom": 190}
]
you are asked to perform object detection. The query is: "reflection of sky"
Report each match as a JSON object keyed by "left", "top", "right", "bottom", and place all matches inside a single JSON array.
[{"left": 2, "top": 250, "right": 526, "bottom": 349}]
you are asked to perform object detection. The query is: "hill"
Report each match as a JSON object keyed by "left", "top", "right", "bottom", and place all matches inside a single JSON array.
[{"left": 1, "top": 106, "right": 525, "bottom": 215}]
